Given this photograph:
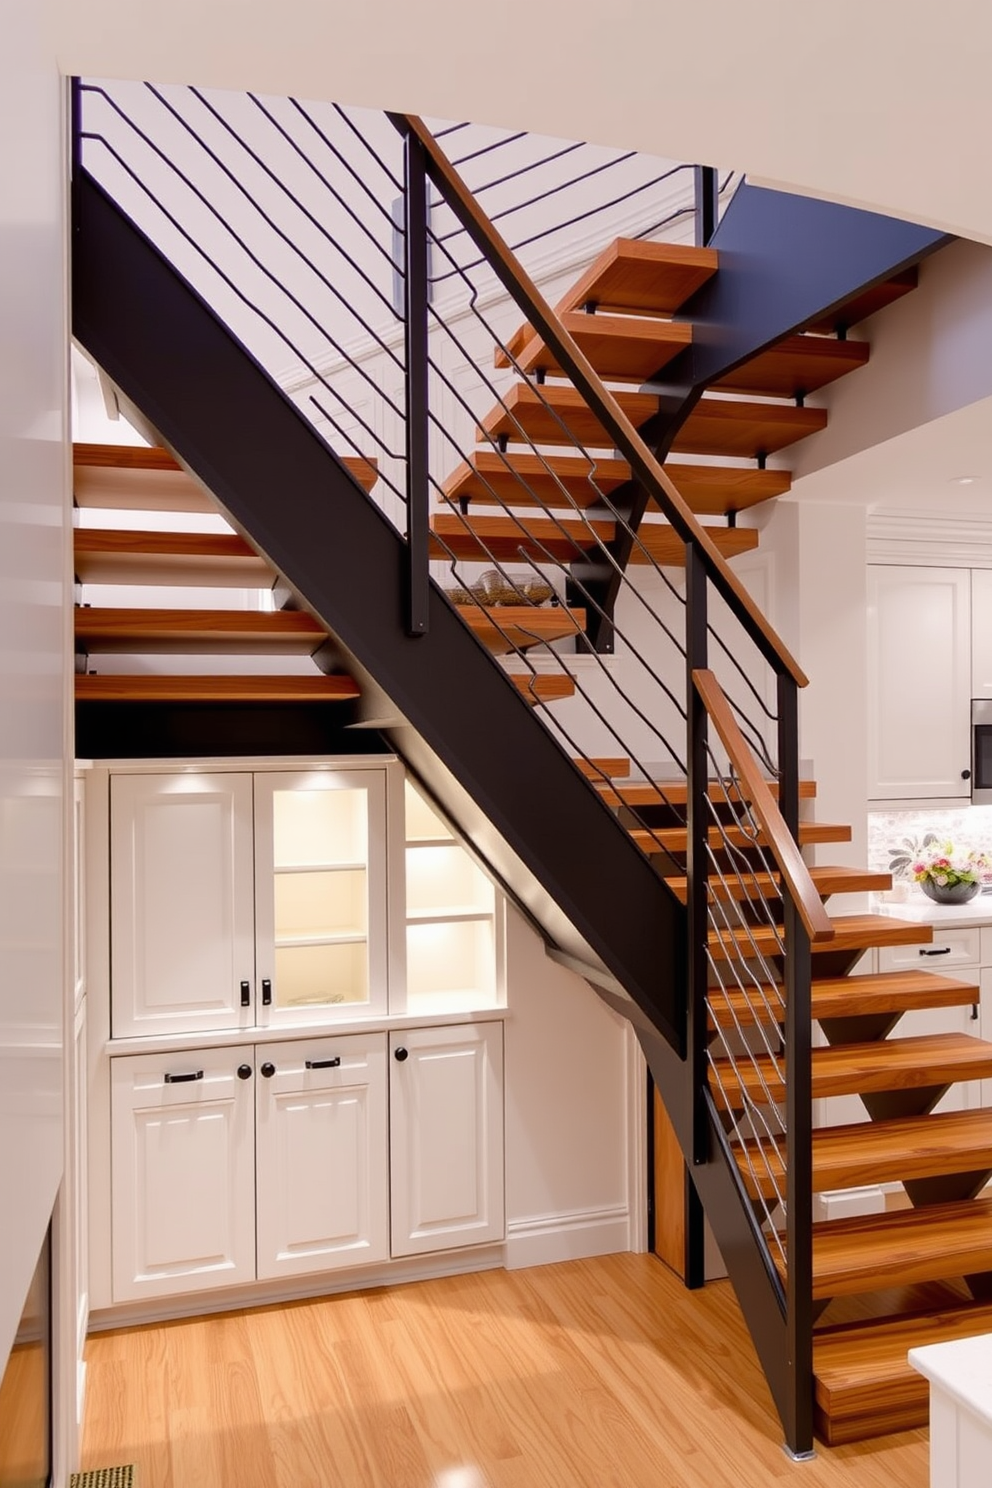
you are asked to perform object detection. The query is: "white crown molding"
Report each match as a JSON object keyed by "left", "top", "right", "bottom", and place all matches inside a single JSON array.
[{"left": 867, "top": 507, "right": 992, "bottom": 568}]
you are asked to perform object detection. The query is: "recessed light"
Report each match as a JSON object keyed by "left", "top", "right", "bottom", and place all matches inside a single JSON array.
[{"left": 951, "top": 475, "right": 980, "bottom": 486}]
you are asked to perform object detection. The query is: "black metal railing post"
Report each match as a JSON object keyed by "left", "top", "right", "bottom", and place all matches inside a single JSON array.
[
  {"left": 694, "top": 165, "right": 719, "bottom": 248},
  {"left": 779, "top": 671, "right": 814, "bottom": 1458},
  {"left": 686, "top": 544, "right": 710, "bottom": 1171},
  {"left": 401, "top": 126, "right": 431, "bottom": 637}
]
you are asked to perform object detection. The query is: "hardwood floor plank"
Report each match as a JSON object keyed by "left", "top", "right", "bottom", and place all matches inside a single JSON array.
[{"left": 80, "top": 1256, "right": 928, "bottom": 1486}]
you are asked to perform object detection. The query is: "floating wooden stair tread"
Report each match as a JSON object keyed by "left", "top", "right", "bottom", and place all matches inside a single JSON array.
[
  {"left": 813, "top": 1301, "right": 992, "bottom": 1445},
  {"left": 431, "top": 512, "right": 757, "bottom": 566},
  {"left": 597, "top": 777, "right": 817, "bottom": 809},
  {"left": 73, "top": 442, "right": 378, "bottom": 508},
  {"left": 666, "top": 864, "right": 891, "bottom": 905},
  {"left": 670, "top": 396, "right": 828, "bottom": 458},
  {"left": 75, "top": 606, "right": 328, "bottom": 655},
  {"left": 74, "top": 528, "right": 274, "bottom": 587},
  {"left": 806, "top": 1197, "right": 992, "bottom": 1301},
  {"left": 713, "top": 335, "right": 869, "bottom": 399},
  {"left": 458, "top": 604, "right": 586, "bottom": 653},
  {"left": 557, "top": 239, "right": 718, "bottom": 319},
  {"left": 574, "top": 757, "right": 631, "bottom": 780},
  {"left": 629, "top": 819, "right": 853, "bottom": 855},
  {"left": 803, "top": 268, "right": 918, "bottom": 336},
  {"left": 495, "top": 310, "right": 692, "bottom": 383},
  {"left": 708, "top": 971, "right": 979, "bottom": 1029},
  {"left": 707, "top": 913, "right": 932, "bottom": 962},
  {"left": 710, "top": 1032, "right": 992, "bottom": 1106},
  {"left": 809, "top": 970, "right": 981, "bottom": 1020},
  {"left": 442, "top": 452, "right": 791, "bottom": 517},
  {"left": 508, "top": 672, "right": 575, "bottom": 703},
  {"left": 478, "top": 383, "right": 657, "bottom": 449},
  {"left": 75, "top": 673, "right": 360, "bottom": 703}
]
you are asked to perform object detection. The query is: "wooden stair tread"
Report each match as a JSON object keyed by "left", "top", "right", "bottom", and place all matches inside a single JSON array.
[
  {"left": 73, "top": 443, "right": 378, "bottom": 507},
  {"left": 431, "top": 512, "right": 757, "bottom": 566},
  {"left": 813, "top": 1301, "right": 992, "bottom": 1444},
  {"left": 75, "top": 606, "right": 328, "bottom": 655},
  {"left": 708, "top": 971, "right": 979, "bottom": 1028},
  {"left": 710, "top": 1032, "right": 992, "bottom": 1105},
  {"left": 670, "top": 396, "right": 828, "bottom": 458},
  {"left": 75, "top": 673, "right": 359, "bottom": 702},
  {"left": 738, "top": 1111, "right": 992, "bottom": 1204},
  {"left": 807, "top": 1196, "right": 992, "bottom": 1301},
  {"left": 74, "top": 527, "right": 274, "bottom": 587},
  {"left": 574, "top": 757, "right": 631, "bottom": 779},
  {"left": 496, "top": 310, "right": 692, "bottom": 383},
  {"left": 508, "top": 672, "right": 575, "bottom": 703},
  {"left": 803, "top": 269, "right": 918, "bottom": 336},
  {"left": 666, "top": 863, "right": 890, "bottom": 905},
  {"left": 713, "top": 335, "right": 869, "bottom": 399},
  {"left": 441, "top": 452, "right": 791, "bottom": 517},
  {"left": 597, "top": 777, "right": 817, "bottom": 809},
  {"left": 478, "top": 382, "right": 657, "bottom": 449},
  {"left": 557, "top": 239, "right": 718, "bottom": 319},
  {"left": 630, "top": 820, "right": 853, "bottom": 855},
  {"left": 707, "top": 913, "right": 933, "bottom": 961},
  {"left": 458, "top": 604, "right": 586, "bottom": 653}
]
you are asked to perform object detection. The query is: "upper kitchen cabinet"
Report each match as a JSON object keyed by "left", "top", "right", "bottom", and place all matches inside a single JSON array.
[
  {"left": 972, "top": 570, "right": 992, "bottom": 700},
  {"left": 111, "top": 764, "right": 393, "bottom": 1037},
  {"left": 111, "top": 772, "right": 256, "bottom": 1037},
  {"left": 867, "top": 566, "right": 972, "bottom": 801}
]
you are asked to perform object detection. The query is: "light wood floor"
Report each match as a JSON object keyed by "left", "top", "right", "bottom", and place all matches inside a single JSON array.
[{"left": 80, "top": 1254, "right": 928, "bottom": 1488}]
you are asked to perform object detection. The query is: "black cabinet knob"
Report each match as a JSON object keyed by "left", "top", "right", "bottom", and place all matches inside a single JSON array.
[
  {"left": 237, "top": 1064, "right": 252, "bottom": 1081},
  {"left": 260, "top": 1061, "right": 276, "bottom": 1078},
  {"left": 962, "top": 768, "right": 972, "bottom": 780},
  {"left": 394, "top": 1046, "right": 409, "bottom": 1062}
]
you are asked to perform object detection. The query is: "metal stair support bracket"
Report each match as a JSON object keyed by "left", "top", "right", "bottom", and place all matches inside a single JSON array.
[{"left": 71, "top": 166, "right": 686, "bottom": 1048}]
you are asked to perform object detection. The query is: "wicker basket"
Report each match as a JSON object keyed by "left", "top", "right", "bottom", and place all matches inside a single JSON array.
[{"left": 473, "top": 569, "right": 554, "bottom": 607}]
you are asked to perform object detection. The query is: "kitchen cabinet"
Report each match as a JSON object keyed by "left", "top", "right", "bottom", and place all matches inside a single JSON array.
[
  {"left": 110, "top": 765, "right": 389, "bottom": 1037},
  {"left": 878, "top": 927, "right": 986, "bottom": 1113},
  {"left": 389, "top": 1023, "right": 504, "bottom": 1257},
  {"left": 972, "top": 570, "right": 992, "bottom": 700},
  {"left": 867, "top": 565, "right": 972, "bottom": 800},
  {"left": 110, "top": 1022, "right": 503, "bottom": 1303}
]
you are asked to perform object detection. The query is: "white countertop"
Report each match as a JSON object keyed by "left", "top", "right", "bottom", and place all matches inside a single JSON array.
[
  {"left": 910, "top": 1332, "right": 992, "bottom": 1423},
  {"left": 870, "top": 889, "right": 992, "bottom": 929}
]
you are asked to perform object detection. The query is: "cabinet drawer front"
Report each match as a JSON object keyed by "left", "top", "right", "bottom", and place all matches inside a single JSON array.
[
  {"left": 257, "top": 1033, "right": 388, "bottom": 1092},
  {"left": 879, "top": 927, "right": 981, "bottom": 973}
]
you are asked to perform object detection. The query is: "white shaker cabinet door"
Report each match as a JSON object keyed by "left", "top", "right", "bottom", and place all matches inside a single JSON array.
[
  {"left": 255, "top": 1034, "right": 389, "bottom": 1280},
  {"left": 111, "top": 1048, "right": 256, "bottom": 1302},
  {"left": 867, "top": 566, "right": 971, "bottom": 800},
  {"left": 110, "top": 773, "right": 256, "bottom": 1036},
  {"left": 389, "top": 1023, "right": 504, "bottom": 1257}
]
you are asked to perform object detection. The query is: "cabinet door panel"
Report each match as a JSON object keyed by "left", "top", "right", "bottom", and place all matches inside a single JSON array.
[
  {"left": 390, "top": 1023, "right": 504, "bottom": 1257},
  {"left": 254, "top": 770, "right": 388, "bottom": 1023},
  {"left": 255, "top": 1034, "right": 388, "bottom": 1278},
  {"left": 867, "top": 566, "right": 971, "bottom": 800},
  {"left": 111, "top": 1048, "right": 255, "bottom": 1301},
  {"left": 111, "top": 773, "right": 255, "bottom": 1036}
]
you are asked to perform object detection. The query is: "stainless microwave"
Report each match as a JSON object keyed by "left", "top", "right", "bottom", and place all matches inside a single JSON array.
[{"left": 973, "top": 699, "right": 992, "bottom": 802}]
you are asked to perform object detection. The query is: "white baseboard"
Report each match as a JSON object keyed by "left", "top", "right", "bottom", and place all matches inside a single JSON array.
[{"left": 505, "top": 1205, "right": 630, "bottom": 1270}]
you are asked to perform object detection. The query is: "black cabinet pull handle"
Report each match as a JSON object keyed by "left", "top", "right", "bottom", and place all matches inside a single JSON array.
[
  {"left": 240, "top": 980, "right": 251, "bottom": 1007},
  {"left": 260, "top": 1062, "right": 276, "bottom": 1078},
  {"left": 237, "top": 1064, "right": 253, "bottom": 1080},
  {"left": 164, "top": 1070, "right": 204, "bottom": 1084},
  {"left": 394, "top": 1046, "right": 409, "bottom": 1062},
  {"left": 920, "top": 946, "right": 952, "bottom": 956},
  {"left": 262, "top": 978, "right": 272, "bottom": 1006},
  {"left": 305, "top": 1057, "right": 341, "bottom": 1070}
]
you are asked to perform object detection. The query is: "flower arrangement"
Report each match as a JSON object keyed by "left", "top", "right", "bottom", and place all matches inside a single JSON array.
[{"left": 912, "top": 840, "right": 992, "bottom": 902}]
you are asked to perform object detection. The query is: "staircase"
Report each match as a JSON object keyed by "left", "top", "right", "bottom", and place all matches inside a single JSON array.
[{"left": 70, "top": 83, "right": 986, "bottom": 1454}]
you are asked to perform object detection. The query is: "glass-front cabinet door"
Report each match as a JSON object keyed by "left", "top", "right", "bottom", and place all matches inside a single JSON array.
[{"left": 253, "top": 769, "right": 389, "bottom": 1023}]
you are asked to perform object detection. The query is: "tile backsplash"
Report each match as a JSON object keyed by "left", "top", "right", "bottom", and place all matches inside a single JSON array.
[{"left": 868, "top": 806, "right": 992, "bottom": 878}]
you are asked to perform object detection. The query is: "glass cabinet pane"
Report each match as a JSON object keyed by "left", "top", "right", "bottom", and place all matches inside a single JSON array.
[
  {"left": 272, "top": 787, "right": 368, "bottom": 866},
  {"left": 273, "top": 868, "right": 368, "bottom": 939},
  {"left": 274, "top": 942, "right": 369, "bottom": 1009}
]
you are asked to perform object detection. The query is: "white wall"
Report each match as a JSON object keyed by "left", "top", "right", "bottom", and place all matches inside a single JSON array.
[{"left": 0, "top": 0, "right": 72, "bottom": 1465}]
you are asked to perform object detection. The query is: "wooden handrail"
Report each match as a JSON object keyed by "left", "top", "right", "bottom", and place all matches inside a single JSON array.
[
  {"left": 692, "top": 669, "right": 834, "bottom": 944},
  {"left": 395, "top": 113, "right": 808, "bottom": 689}
]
